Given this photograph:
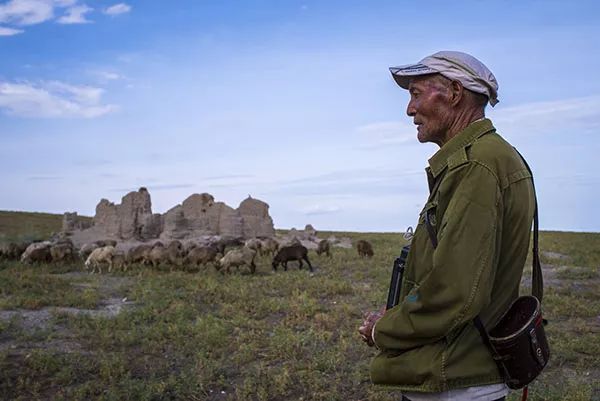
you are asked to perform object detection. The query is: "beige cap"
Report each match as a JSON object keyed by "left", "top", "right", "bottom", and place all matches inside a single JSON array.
[{"left": 389, "top": 51, "right": 499, "bottom": 106}]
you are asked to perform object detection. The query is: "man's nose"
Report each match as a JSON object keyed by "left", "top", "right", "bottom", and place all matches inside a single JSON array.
[{"left": 406, "top": 100, "right": 416, "bottom": 117}]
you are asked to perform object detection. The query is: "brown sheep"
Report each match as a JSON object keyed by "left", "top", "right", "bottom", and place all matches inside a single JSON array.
[
  {"left": 148, "top": 241, "right": 184, "bottom": 270},
  {"left": 212, "top": 236, "right": 244, "bottom": 255},
  {"left": 112, "top": 250, "right": 126, "bottom": 271},
  {"left": 147, "top": 242, "right": 167, "bottom": 268},
  {"left": 95, "top": 239, "right": 118, "bottom": 247},
  {"left": 272, "top": 245, "right": 313, "bottom": 272},
  {"left": 184, "top": 244, "right": 220, "bottom": 270},
  {"left": 20, "top": 241, "right": 52, "bottom": 264},
  {"left": 126, "top": 244, "right": 153, "bottom": 266},
  {"left": 166, "top": 240, "right": 184, "bottom": 269},
  {"left": 316, "top": 239, "right": 331, "bottom": 257},
  {"left": 0, "top": 241, "right": 30, "bottom": 260},
  {"left": 50, "top": 242, "right": 75, "bottom": 263},
  {"left": 356, "top": 239, "right": 374, "bottom": 258}
]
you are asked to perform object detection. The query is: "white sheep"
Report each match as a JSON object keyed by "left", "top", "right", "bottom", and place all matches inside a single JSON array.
[
  {"left": 85, "top": 245, "right": 116, "bottom": 274},
  {"left": 217, "top": 246, "right": 256, "bottom": 274}
]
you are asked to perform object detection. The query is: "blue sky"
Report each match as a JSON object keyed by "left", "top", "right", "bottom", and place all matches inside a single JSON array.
[{"left": 1, "top": 0, "right": 599, "bottom": 232}]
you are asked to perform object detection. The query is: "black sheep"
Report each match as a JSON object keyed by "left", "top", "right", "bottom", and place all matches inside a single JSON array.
[{"left": 272, "top": 244, "right": 313, "bottom": 272}]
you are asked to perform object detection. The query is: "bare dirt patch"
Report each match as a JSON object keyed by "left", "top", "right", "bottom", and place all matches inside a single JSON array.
[{"left": 0, "top": 273, "right": 136, "bottom": 356}]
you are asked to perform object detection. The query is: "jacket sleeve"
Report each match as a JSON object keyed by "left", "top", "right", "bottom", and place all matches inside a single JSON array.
[{"left": 373, "top": 162, "right": 501, "bottom": 351}]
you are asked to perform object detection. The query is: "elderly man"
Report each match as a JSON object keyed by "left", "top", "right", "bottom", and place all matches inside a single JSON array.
[{"left": 358, "top": 51, "right": 536, "bottom": 401}]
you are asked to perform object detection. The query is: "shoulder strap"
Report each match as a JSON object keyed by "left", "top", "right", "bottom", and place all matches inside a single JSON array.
[{"left": 513, "top": 148, "right": 543, "bottom": 302}]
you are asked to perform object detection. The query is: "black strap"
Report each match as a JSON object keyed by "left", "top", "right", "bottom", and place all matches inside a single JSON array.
[
  {"left": 514, "top": 149, "right": 543, "bottom": 302},
  {"left": 423, "top": 168, "right": 445, "bottom": 249}
]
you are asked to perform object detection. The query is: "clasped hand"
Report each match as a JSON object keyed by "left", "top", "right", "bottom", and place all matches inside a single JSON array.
[{"left": 358, "top": 306, "right": 385, "bottom": 347}]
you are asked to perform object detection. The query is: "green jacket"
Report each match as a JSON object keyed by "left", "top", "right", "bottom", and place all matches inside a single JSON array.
[{"left": 371, "top": 119, "right": 535, "bottom": 392}]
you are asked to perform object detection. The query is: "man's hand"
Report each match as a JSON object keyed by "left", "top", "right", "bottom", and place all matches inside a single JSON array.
[{"left": 358, "top": 306, "right": 385, "bottom": 347}]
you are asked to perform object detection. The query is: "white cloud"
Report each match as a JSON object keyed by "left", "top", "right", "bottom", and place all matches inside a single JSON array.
[
  {"left": 98, "top": 71, "right": 121, "bottom": 80},
  {"left": 0, "top": 0, "right": 93, "bottom": 34},
  {"left": 57, "top": 4, "right": 92, "bottom": 24},
  {"left": 357, "top": 95, "right": 600, "bottom": 150},
  {"left": 0, "top": 80, "right": 117, "bottom": 118},
  {"left": 53, "top": 0, "right": 76, "bottom": 6},
  {"left": 0, "top": 25, "right": 23, "bottom": 35},
  {"left": 356, "top": 120, "right": 417, "bottom": 148},
  {"left": 103, "top": 3, "right": 130, "bottom": 16},
  {"left": 0, "top": 0, "right": 54, "bottom": 25},
  {"left": 45, "top": 80, "right": 104, "bottom": 104},
  {"left": 490, "top": 95, "right": 600, "bottom": 136},
  {"left": 302, "top": 204, "right": 340, "bottom": 215},
  {"left": 88, "top": 70, "right": 123, "bottom": 82}
]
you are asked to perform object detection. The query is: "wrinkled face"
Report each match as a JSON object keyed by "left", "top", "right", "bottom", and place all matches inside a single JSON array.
[{"left": 406, "top": 75, "right": 453, "bottom": 146}]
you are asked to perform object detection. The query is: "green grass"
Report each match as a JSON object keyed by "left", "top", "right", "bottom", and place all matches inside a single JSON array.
[
  {"left": 0, "top": 261, "right": 101, "bottom": 310},
  {"left": 0, "top": 226, "right": 598, "bottom": 400},
  {"left": 0, "top": 210, "right": 63, "bottom": 243},
  {"left": 539, "top": 231, "right": 600, "bottom": 267}
]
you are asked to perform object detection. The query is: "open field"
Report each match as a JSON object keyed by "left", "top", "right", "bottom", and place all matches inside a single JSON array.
[
  {"left": 0, "top": 211, "right": 92, "bottom": 244},
  {"left": 0, "top": 213, "right": 599, "bottom": 400}
]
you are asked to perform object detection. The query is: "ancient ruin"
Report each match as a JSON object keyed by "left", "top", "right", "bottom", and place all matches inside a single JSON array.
[{"left": 64, "top": 188, "right": 275, "bottom": 245}]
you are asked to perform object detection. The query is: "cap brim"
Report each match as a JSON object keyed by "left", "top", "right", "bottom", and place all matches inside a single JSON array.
[{"left": 389, "top": 63, "right": 437, "bottom": 89}]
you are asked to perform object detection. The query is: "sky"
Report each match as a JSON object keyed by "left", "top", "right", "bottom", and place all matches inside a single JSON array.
[{"left": 1, "top": 0, "right": 599, "bottom": 233}]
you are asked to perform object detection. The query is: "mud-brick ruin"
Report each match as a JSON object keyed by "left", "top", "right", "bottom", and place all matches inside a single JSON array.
[{"left": 63, "top": 188, "right": 275, "bottom": 245}]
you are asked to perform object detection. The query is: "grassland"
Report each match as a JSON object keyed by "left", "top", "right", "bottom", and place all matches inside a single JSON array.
[
  {"left": 0, "top": 211, "right": 91, "bottom": 243},
  {"left": 0, "top": 214, "right": 598, "bottom": 400}
]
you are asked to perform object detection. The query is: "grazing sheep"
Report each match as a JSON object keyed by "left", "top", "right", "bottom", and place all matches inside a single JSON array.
[
  {"left": 20, "top": 241, "right": 52, "bottom": 264},
  {"left": 245, "top": 238, "right": 262, "bottom": 254},
  {"left": 184, "top": 244, "right": 220, "bottom": 270},
  {"left": 213, "top": 236, "right": 244, "bottom": 255},
  {"left": 217, "top": 247, "right": 257, "bottom": 274},
  {"left": 183, "top": 240, "right": 199, "bottom": 254},
  {"left": 0, "top": 241, "right": 29, "bottom": 260},
  {"left": 166, "top": 240, "right": 184, "bottom": 269},
  {"left": 50, "top": 242, "right": 75, "bottom": 263},
  {"left": 85, "top": 246, "right": 116, "bottom": 273},
  {"left": 79, "top": 243, "right": 100, "bottom": 260},
  {"left": 289, "top": 237, "right": 301, "bottom": 246},
  {"left": 0, "top": 243, "right": 12, "bottom": 260},
  {"left": 316, "top": 239, "right": 331, "bottom": 257},
  {"left": 356, "top": 239, "right": 374, "bottom": 258},
  {"left": 260, "top": 237, "right": 279, "bottom": 257},
  {"left": 272, "top": 244, "right": 313, "bottom": 272},
  {"left": 112, "top": 251, "right": 126, "bottom": 271},
  {"left": 95, "top": 239, "right": 118, "bottom": 247},
  {"left": 147, "top": 241, "right": 184, "bottom": 270},
  {"left": 147, "top": 242, "right": 166, "bottom": 268},
  {"left": 126, "top": 244, "right": 153, "bottom": 266}
]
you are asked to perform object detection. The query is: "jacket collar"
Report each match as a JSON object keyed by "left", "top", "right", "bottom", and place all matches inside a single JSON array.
[{"left": 427, "top": 118, "right": 496, "bottom": 179}]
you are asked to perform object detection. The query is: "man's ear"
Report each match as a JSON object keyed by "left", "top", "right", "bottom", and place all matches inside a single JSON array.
[{"left": 450, "top": 80, "right": 464, "bottom": 107}]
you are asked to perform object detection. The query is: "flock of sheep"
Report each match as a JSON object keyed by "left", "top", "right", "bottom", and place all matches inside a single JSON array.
[{"left": 0, "top": 235, "right": 376, "bottom": 275}]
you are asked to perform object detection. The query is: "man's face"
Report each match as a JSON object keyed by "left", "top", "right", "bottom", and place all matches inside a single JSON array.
[{"left": 406, "top": 75, "right": 453, "bottom": 146}]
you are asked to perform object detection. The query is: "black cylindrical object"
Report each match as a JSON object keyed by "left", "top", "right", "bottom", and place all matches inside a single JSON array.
[{"left": 489, "top": 295, "right": 550, "bottom": 389}]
